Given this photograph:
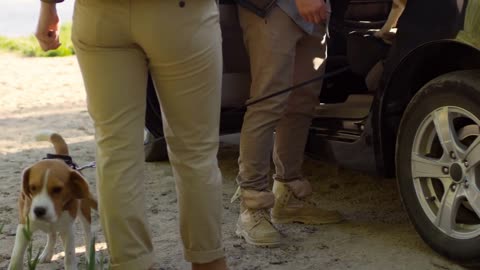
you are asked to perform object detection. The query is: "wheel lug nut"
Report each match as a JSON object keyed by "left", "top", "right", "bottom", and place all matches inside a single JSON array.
[
  {"left": 450, "top": 152, "right": 457, "bottom": 159},
  {"left": 442, "top": 167, "right": 450, "bottom": 174},
  {"left": 451, "top": 184, "right": 457, "bottom": 191},
  {"left": 464, "top": 160, "right": 469, "bottom": 167},
  {"left": 465, "top": 180, "right": 469, "bottom": 188}
]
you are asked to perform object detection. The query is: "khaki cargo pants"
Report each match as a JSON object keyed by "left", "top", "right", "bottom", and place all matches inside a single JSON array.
[
  {"left": 237, "top": 6, "right": 328, "bottom": 190},
  {"left": 71, "top": 0, "right": 224, "bottom": 269}
]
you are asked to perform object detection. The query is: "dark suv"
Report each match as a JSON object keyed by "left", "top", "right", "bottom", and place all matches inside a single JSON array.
[{"left": 144, "top": 0, "right": 480, "bottom": 267}]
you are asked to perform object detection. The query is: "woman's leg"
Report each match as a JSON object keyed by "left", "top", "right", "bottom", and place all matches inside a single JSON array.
[
  {"left": 72, "top": 1, "right": 153, "bottom": 269},
  {"left": 131, "top": 0, "right": 226, "bottom": 266}
]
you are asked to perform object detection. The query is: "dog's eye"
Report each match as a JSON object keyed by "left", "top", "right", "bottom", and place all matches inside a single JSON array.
[
  {"left": 30, "top": 185, "right": 37, "bottom": 192},
  {"left": 52, "top": 187, "right": 63, "bottom": 194}
]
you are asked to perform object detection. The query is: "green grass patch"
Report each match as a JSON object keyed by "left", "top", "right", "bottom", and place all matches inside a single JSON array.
[{"left": 0, "top": 23, "right": 74, "bottom": 57}]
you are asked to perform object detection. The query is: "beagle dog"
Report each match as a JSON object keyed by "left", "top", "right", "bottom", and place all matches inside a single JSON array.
[
  {"left": 8, "top": 132, "right": 97, "bottom": 270},
  {"left": 374, "top": 0, "right": 407, "bottom": 43}
]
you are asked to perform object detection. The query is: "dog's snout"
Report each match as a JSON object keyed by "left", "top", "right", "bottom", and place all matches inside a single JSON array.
[{"left": 34, "top": 207, "right": 46, "bottom": 218}]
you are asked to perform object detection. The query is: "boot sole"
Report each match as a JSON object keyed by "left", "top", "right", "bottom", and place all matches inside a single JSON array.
[
  {"left": 271, "top": 215, "right": 343, "bottom": 225},
  {"left": 235, "top": 227, "right": 281, "bottom": 247}
]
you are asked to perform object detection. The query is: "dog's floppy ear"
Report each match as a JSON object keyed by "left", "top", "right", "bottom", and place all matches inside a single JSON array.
[
  {"left": 70, "top": 170, "right": 90, "bottom": 199},
  {"left": 22, "top": 167, "right": 32, "bottom": 197}
]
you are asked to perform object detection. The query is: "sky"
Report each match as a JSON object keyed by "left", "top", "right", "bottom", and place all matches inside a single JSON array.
[{"left": 0, "top": 0, "right": 74, "bottom": 37}]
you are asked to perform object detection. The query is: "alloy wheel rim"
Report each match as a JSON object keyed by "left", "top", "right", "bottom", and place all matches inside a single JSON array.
[{"left": 411, "top": 106, "right": 480, "bottom": 239}]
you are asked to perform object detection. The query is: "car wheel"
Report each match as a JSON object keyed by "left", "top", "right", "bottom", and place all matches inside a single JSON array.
[
  {"left": 144, "top": 73, "right": 169, "bottom": 162},
  {"left": 396, "top": 70, "right": 480, "bottom": 267},
  {"left": 144, "top": 128, "right": 168, "bottom": 162}
]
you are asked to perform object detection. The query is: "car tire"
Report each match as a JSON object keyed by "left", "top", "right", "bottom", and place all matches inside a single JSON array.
[
  {"left": 144, "top": 128, "right": 168, "bottom": 162},
  {"left": 396, "top": 70, "right": 480, "bottom": 267},
  {"left": 144, "top": 74, "right": 169, "bottom": 162}
]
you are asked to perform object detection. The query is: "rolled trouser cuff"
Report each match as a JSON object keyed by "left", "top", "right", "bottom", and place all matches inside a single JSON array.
[
  {"left": 184, "top": 247, "right": 225, "bottom": 264},
  {"left": 109, "top": 250, "right": 154, "bottom": 270},
  {"left": 274, "top": 178, "right": 312, "bottom": 198},
  {"left": 236, "top": 174, "right": 271, "bottom": 191},
  {"left": 241, "top": 189, "right": 275, "bottom": 209}
]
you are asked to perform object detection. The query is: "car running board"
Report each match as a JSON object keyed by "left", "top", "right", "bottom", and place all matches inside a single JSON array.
[{"left": 314, "top": 94, "right": 374, "bottom": 120}]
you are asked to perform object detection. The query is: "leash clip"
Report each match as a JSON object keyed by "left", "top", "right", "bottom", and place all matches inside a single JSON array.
[{"left": 77, "top": 161, "right": 96, "bottom": 172}]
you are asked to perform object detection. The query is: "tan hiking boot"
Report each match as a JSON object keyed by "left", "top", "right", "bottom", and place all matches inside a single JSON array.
[
  {"left": 271, "top": 179, "right": 343, "bottom": 225},
  {"left": 232, "top": 188, "right": 281, "bottom": 246}
]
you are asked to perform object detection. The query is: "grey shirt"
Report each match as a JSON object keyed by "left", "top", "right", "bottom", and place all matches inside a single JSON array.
[{"left": 276, "top": 0, "right": 331, "bottom": 34}]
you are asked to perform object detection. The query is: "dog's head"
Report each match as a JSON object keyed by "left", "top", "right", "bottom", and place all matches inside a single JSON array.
[{"left": 22, "top": 159, "right": 90, "bottom": 223}]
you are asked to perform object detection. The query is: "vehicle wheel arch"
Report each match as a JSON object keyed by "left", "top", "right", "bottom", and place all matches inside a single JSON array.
[{"left": 376, "top": 40, "right": 480, "bottom": 177}]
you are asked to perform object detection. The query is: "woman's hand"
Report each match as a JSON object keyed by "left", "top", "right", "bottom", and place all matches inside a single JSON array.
[
  {"left": 35, "top": 2, "right": 61, "bottom": 51},
  {"left": 295, "top": 0, "right": 327, "bottom": 24}
]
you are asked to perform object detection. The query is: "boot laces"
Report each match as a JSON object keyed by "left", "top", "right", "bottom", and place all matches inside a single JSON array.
[{"left": 251, "top": 208, "right": 272, "bottom": 223}]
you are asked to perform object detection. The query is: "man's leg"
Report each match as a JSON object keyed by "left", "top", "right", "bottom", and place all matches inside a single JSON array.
[
  {"left": 237, "top": 6, "right": 303, "bottom": 191},
  {"left": 273, "top": 25, "right": 327, "bottom": 181},
  {"left": 235, "top": 6, "right": 303, "bottom": 246},
  {"left": 272, "top": 25, "right": 342, "bottom": 225},
  {"left": 72, "top": 1, "right": 154, "bottom": 269}
]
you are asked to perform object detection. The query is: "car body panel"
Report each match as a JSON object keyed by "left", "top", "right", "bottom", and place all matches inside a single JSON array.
[
  {"left": 377, "top": 40, "right": 480, "bottom": 176},
  {"left": 373, "top": 0, "right": 480, "bottom": 176}
]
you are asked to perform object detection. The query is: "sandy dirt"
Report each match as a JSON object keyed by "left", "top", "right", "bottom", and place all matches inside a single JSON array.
[{"left": 0, "top": 52, "right": 467, "bottom": 270}]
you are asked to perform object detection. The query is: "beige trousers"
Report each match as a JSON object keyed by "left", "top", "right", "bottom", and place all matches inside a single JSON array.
[
  {"left": 237, "top": 6, "right": 327, "bottom": 191},
  {"left": 71, "top": 0, "right": 224, "bottom": 268}
]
